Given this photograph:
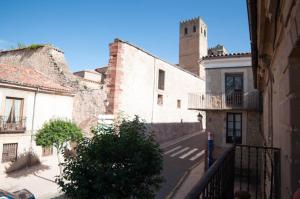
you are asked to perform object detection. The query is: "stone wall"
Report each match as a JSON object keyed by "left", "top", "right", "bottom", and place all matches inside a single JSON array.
[
  {"left": 150, "top": 122, "right": 202, "bottom": 144},
  {"left": 251, "top": 0, "right": 300, "bottom": 196},
  {"left": 206, "top": 110, "right": 262, "bottom": 147},
  {"left": 0, "top": 45, "right": 107, "bottom": 135}
]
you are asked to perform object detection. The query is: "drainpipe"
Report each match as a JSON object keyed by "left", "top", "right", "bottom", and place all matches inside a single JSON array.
[{"left": 30, "top": 87, "right": 39, "bottom": 152}]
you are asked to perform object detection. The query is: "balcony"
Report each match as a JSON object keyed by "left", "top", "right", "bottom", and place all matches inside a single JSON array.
[
  {"left": 188, "top": 91, "right": 260, "bottom": 111},
  {"left": 0, "top": 116, "right": 26, "bottom": 133},
  {"left": 187, "top": 145, "right": 281, "bottom": 199}
]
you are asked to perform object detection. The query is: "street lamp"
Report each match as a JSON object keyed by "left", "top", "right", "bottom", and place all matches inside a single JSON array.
[{"left": 197, "top": 112, "right": 203, "bottom": 122}]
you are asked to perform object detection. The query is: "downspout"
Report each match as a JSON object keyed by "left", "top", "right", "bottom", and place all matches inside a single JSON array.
[
  {"left": 30, "top": 87, "right": 39, "bottom": 151},
  {"left": 151, "top": 58, "right": 156, "bottom": 123}
]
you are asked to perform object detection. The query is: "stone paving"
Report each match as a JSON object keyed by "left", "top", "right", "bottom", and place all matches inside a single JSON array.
[{"left": 0, "top": 155, "right": 64, "bottom": 199}]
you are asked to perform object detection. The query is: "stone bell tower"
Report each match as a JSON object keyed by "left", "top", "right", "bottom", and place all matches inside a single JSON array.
[{"left": 179, "top": 17, "right": 208, "bottom": 77}]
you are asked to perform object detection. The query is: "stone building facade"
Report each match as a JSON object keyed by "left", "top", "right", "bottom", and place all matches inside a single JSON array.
[
  {"left": 188, "top": 53, "right": 261, "bottom": 147},
  {"left": 0, "top": 64, "right": 74, "bottom": 172},
  {"left": 0, "top": 45, "right": 107, "bottom": 135},
  {"left": 104, "top": 39, "right": 205, "bottom": 143},
  {"left": 248, "top": 0, "right": 300, "bottom": 197}
]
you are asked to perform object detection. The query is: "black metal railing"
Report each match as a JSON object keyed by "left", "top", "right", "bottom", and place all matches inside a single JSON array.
[
  {"left": 187, "top": 145, "right": 281, "bottom": 199},
  {"left": 0, "top": 116, "right": 26, "bottom": 133},
  {"left": 187, "top": 146, "right": 235, "bottom": 199},
  {"left": 235, "top": 145, "right": 281, "bottom": 199}
]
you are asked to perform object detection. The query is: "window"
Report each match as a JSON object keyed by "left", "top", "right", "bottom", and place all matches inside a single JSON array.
[
  {"left": 226, "top": 113, "right": 242, "bottom": 144},
  {"left": 5, "top": 97, "right": 24, "bottom": 124},
  {"left": 157, "top": 94, "right": 163, "bottom": 105},
  {"left": 158, "top": 69, "right": 165, "bottom": 90},
  {"left": 184, "top": 27, "right": 188, "bottom": 35},
  {"left": 225, "top": 74, "right": 243, "bottom": 106},
  {"left": 204, "top": 29, "right": 206, "bottom": 37},
  {"left": 177, "top": 100, "right": 181, "bottom": 108},
  {"left": 193, "top": 25, "right": 196, "bottom": 33},
  {"left": 201, "top": 27, "right": 203, "bottom": 33},
  {"left": 42, "top": 146, "right": 53, "bottom": 156},
  {"left": 2, "top": 143, "right": 18, "bottom": 162}
]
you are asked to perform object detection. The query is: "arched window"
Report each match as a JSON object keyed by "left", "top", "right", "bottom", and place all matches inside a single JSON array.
[
  {"left": 184, "top": 27, "right": 188, "bottom": 35},
  {"left": 204, "top": 29, "right": 206, "bottom": 37},
  {"left": 193, "top": 25, "right": 196, "bottom": 33}
]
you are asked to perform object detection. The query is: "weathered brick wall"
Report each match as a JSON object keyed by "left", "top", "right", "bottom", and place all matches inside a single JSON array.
[{"left": 0, "top": 45, "right": 107, "bottom": 134}]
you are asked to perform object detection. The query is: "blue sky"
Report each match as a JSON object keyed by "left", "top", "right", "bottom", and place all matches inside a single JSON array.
[{"left": 0, "top": 0, "right": 250, "bottom": 72}]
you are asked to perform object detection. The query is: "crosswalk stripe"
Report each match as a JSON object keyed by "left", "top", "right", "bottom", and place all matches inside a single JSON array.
[
  {"left": 170, "top": 147, "right": 190, "bottom": 157},
  {"left": 189, "top": 150, "right": 205, "bottom": 161},
  {"left": 179, "top": 148, "right": 198, "bottom": 159},
  {"left": 164, "top": 146, "right": 182, "bottom": 155}
]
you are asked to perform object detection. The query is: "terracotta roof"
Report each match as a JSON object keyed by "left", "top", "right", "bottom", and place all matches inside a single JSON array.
[
  {"left": 95, "top": 66, "right": 108, "bottom": 74},
  {"left": 203, "top": 52, "right": 251, "bottom": 60},
  {"left": 0, "top": 64, "right": 73, "bottom": 94}
]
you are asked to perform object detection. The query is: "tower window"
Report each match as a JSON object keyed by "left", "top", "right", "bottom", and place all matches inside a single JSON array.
[
  {"left": 184, "top": 27, "right": 188, "bottom": 35},
  {"left": 204, "top": 29, "right": 206, "bottom": 37},
  {"left": 201, "top": 27, "right": 203, "bottom": 33},
  {"left": 193, "top": 26, "right": 196, "bottom": 33}
]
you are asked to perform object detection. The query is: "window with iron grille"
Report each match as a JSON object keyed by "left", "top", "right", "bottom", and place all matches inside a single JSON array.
[
  {"left": 2, "top": 143, "right": 18, "bottom": 162},
  {"left": 158, "top": 69, "right": 165, "bottom": 90},
  {"left": 225, "top": 74, "right": 243, "bottom": 106}
]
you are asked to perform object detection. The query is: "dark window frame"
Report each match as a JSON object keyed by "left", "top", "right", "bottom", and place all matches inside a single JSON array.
[
  {"left": 225, "top": 73, "right": 244, "bottom": 106},
  {"left": 158, "top": 69, "right": 165, "bottom": 90},
  {"left": 157, "top": 94, "right": 163, "bottom": 106},
  {"left": 226, "top": 112, "right": 242, "bottom": 144},
  {"left": 193, "top": 25, "right": 196, "bottom": 33},
  {"left": 184, "top": 27, "right": 188, "bottom": 35}
]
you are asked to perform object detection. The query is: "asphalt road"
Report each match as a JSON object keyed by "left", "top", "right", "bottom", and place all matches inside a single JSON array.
[{"left": 156, "top": 133, "right": 207, "bottom": 199}]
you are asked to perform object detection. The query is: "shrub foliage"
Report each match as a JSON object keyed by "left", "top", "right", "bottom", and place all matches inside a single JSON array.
[{"left": 56, "top": 116, "right": 163, "bottom": 199}]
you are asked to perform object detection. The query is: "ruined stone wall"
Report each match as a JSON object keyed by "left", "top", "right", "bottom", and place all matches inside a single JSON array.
[{"left": 0, "top": 45, "right": 107, "bottom": 134}]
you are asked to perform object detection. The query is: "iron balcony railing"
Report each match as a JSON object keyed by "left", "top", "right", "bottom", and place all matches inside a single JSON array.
[
  {"left": 187, "top": 145, "right": 281, "bottom": 199},
  {"left": 0, "top": 116, "right": 26, "bottom": 133},
  {"left": 188, "top": 91, "right": 260, "bottom": 110}
]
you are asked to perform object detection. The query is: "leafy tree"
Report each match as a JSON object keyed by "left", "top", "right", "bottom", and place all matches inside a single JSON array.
[
  {"left": 35, "top": 119, "right": 83, "bottom": 174},
  {"left": 56, "top": 116, "right": 163, "bottom": 199}
]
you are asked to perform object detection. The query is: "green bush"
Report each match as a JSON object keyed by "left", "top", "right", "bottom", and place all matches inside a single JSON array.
[
  {"left": 35, "top": 119, "right": 83, "bottom": 174},
  {"left": 56, "top": 116, "right": 163, "bottom": 199}
]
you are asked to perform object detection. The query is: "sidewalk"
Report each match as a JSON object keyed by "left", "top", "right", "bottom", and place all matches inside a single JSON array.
[
  {"left": 166, "top": 160, "right": 205, "bottom": 199},
  {"left": 0, "top": 155, "right": 64, "bottom": 199}
]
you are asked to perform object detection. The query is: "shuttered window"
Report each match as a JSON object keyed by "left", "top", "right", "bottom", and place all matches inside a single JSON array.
[{"left": 2, "top": 143, "right": 18, "bottom": 162}]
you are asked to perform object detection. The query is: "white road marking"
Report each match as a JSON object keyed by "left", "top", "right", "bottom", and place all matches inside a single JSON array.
[
  {"left": 179, "top": 148, "right": 198, "bottom": 159},
  {"left": 164, "top": 146, "right": 182, "bottom": 155},
  {"left": 170, "top": 147, "right": 190, "bottom": 157},
  {"left": 189, "top": 150, "right": 205, "bottom": 161}
]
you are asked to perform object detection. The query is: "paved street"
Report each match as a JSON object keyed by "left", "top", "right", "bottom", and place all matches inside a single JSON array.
[{"left": 156, "top": 132, "right": 207, "bottom": 199}]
